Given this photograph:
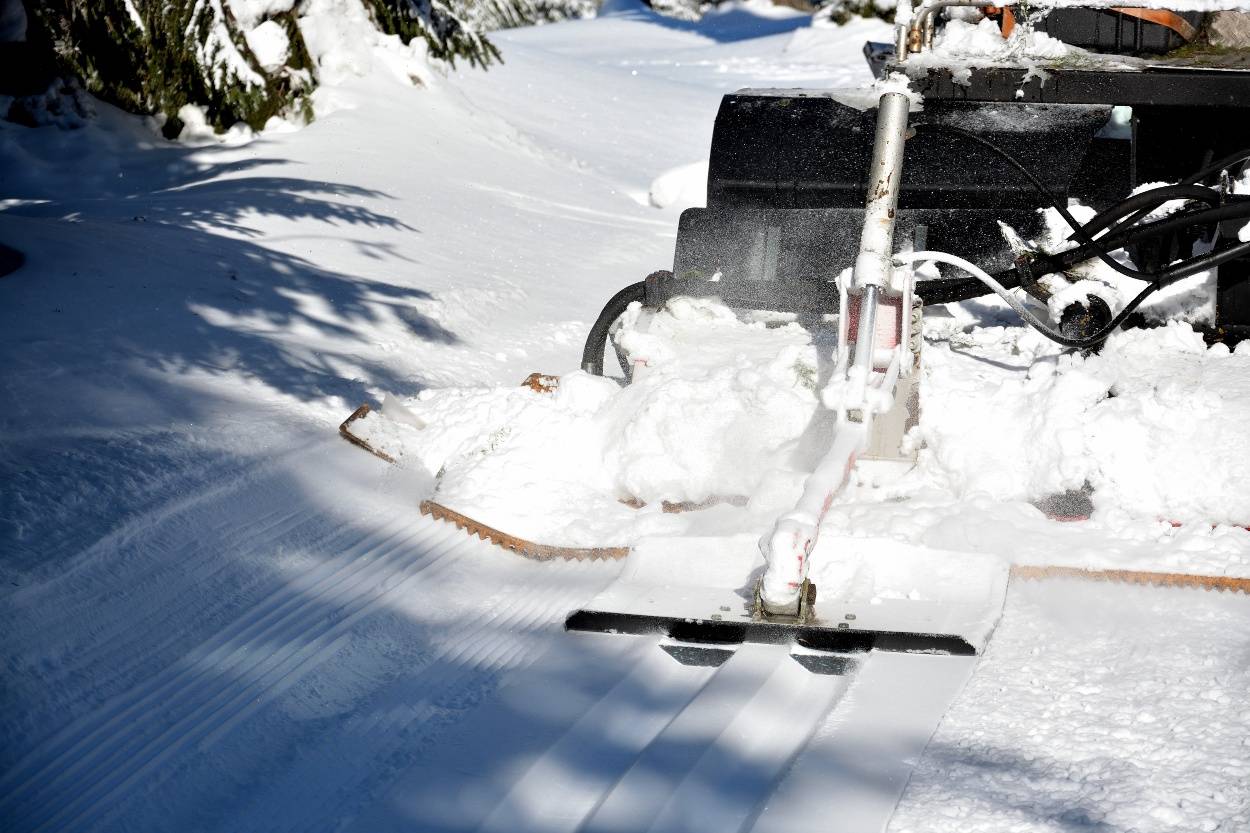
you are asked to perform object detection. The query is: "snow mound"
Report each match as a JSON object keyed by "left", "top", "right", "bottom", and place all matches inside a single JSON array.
[
  {"left": 360, "top": 303, "right": 1249, "bottom": 550},
  {"left": 648, "top": 160, "right": 708, "bottom": 209},
  {"left": 363, "top": 297, "right": 824, "bottom": 545},
  {"left": 921, "top": 322, "right": 1250, "bottom": 526}
]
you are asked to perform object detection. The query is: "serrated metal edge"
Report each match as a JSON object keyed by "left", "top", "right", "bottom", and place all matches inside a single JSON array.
[
  {"left": 1011, "top": 565, "right": 1250, "bottom": 594},
  {"left": 420, "top": 500, "right": 630, "bottom": 562}
]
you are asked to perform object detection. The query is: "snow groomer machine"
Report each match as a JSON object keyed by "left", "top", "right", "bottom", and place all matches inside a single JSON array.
[
  {"left": 608, "top": 2, "right": 1250, "bottom": 361},
  {"left": 573, "top": 2, "right": 1250, "bottom": 622}
]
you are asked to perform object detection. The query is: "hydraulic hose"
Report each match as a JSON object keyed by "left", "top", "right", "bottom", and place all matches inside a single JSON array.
[
  {"left": 581, "top": 280, "right": 646, "bottom": 376},
  {"left": 1096, "top": 150, "right": 1249, "bottom": 239},
  {"left": 899, "top": 250, "right": 1155, "bottom": 349},
  {"left": 1184, "top": 148, "right": 1250, "bottom": 186},
  {"left": 916, "top": 199, "right": 1250, "bottom": 305},
  {"left": 903, "top": 239, "right": 1250, "bottom": 349},
  {"left": 1078, "top": 184, "right": 1222, "bottom": 241},
  {"left": 1155, "top": 237, "right": 1250, "bottom": 285},
  {"left": 913, "top": 122, "right": 1152, "bottom": 282}
]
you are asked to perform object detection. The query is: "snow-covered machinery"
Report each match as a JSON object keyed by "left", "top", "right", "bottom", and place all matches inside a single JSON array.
[
  {"left": 343, "top": 1, "right": 1250, "bottom": 657},
  {"left": 565, "top": 4, "right": 1250, "bottom": 640}
]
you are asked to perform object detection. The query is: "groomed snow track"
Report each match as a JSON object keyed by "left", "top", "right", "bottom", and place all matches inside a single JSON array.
[
  {"left": 0, "top": 439, "right": 979, "bottom": 833},
  {"left": 354, "top": 632, "right": 977, "bottom": 833}
]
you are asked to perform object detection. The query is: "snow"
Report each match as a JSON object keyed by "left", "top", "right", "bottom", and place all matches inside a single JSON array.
[
  {"left": 937, "top": 17, "right": 1074, "bottom": 64},
  {"left": 244, "top": 19, "right": 291, "bottom": 72},
  {"left": 889, "top": 578, "right": 1250, "bottom": 832},
  {"left": 904, "top": 15, "right": 1134, "bottom": 83},
  {"left": 228, "top": 0, "right": 298, "bottom": 30},
  {"left": 647, "top": 159, "right": 708, "bottom": 208},
  {"left": 353, "top": 297, "right": 827, "bottom": 546},
  {"left": 368, "top": 295, "right": 1250, "bottom": 561},
  {"left": 300, "top": 0, "right": 436, "bottom": 89},
  {"left": 2, "top": 2, "right": 1249, "bottom": 831},
  {"left": 919, "top": 322, "right": 1250, "bottom": 526},
  {"left": 122, "top": 0, "right": 145, "bottom": 33},
  {"left": 189, "top": 0, "right": 268, "bottom": 89}
]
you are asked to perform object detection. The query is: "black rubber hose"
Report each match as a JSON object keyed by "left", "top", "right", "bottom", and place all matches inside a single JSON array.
[
  {"left": 581, "top": 281, "right": 646, "bottom": 376},
  {"left": 1022, "top": 239, "right": 1250, "bottom": 350},
  {"left": 1035, "top": 199, "right": 1250, "bottom": 285},
  {"left": 1184, "top": 148, "right": 1250, "bottom": 185},
  {"left": 1077, "top": 184, "right": 1221, "bottom": 241},
  {"left": 917, "top": 200, "right": 1250, "bottom": 304},
  {"left": 1091, "top": 148, "right": 1250, "bottom": 236},
  {"left": 1156, "top": 237, "right": 1250, "bottom": 286},
  {"left": 913, "top": 122, "right": 1152, "bottom": 282}
]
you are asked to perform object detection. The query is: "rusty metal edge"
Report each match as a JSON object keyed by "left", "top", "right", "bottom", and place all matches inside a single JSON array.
[
  {"left": 1010, "top": 565, "right": 1250, "bottom": 594},
  {"left": 338, "top": 403, "right": 397, "bottom": 464},
  {"left": 420, "top": 500, "right": 630, "bottom": 562}
]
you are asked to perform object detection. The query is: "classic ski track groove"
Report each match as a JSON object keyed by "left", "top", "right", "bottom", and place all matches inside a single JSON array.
[
  {"left": 472, "top": 640, "right": 715, "bottom": 833},
  {"left": 3, "top": 515, "right": 471, "bottom": 832}
]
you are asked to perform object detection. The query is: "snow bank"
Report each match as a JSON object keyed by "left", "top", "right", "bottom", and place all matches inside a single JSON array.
[
  {"left": 648, "top": 160, "right": 708, "bottom": 209},
  {"left": 360, "top": 292, "right": 1249, "bottom": 553},
  {"left": 921, "top": 321, "right": 1250, "bottom": 526},
  {"left": 360, "top": 297, "right": 824, "bottom": 544}
]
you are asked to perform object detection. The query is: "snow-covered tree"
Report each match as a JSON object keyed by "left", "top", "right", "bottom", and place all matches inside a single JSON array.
[
  {"left": 20, "top": 0, "right": 545, "bottom": 135},
  {"left": 362, "top": 0, "right": 500, "bottom": 66},
  {"left": 644, "top": 0, "right": 703, "bottom": 22},
  {"left": 457, "top": 0, "right": 599, "bottom": 31},
  {"left": 23, "top": 0, "right": 312, "bottom": 134},
  {"left": 812, "top": 0, "right": 892, "bottom": 25}
]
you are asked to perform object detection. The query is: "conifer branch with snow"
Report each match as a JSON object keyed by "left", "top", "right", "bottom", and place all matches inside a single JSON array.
[{"left": 18, "top": 0, "right": 599, "bottom": 136}]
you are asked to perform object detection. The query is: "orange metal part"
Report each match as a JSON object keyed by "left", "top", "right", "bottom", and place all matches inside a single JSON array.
[{"left": 1010, "top": 565, "right": 1250, "bottom": 594}]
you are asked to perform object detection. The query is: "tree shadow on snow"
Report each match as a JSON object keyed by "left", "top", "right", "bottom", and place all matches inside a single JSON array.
[
  {"left": 0, "top": 445, "right": 1148, "bottom": 833},
  {"left": 0, "top": 117, "right": 456, "bottom": 411},
  {"left": 0, "top": 115, "right": 459, "bottom": 587}
]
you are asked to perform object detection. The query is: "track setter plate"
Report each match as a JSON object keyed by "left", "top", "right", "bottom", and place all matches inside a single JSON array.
[{"left": 565, "top": 535, "right": 1009, "bottom": 655}]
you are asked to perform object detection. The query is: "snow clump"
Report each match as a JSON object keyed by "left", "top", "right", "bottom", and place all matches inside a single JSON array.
[{"left": 361, "top": 297, "right": 825, "bottom": 545}]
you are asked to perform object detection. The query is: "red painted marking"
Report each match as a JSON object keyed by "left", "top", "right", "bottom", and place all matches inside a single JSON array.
[{"left": 845, "top": 295, "right": 903, "bottom": 370}]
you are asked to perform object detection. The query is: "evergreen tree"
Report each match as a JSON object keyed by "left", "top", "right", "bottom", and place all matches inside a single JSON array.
[
  {"left": 644, "top": 0, "right": 703, "bottom": 22},
  {"left": 457, "top": 0, "right": 599, "bottom": 30},
  {"left": 20, "top": 0, "right": 584, "bottom": 135}
]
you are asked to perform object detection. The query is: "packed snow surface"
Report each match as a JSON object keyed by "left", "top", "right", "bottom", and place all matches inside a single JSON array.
[
  {"left": 890, "top": 578, "right": 1250, "bottom": 833},
  {"left": 2, "top": 1, "right": 1249, "bottom": 831}
]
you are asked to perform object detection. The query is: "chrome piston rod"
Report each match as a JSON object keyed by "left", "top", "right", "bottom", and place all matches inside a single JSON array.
[{"left": 757, "top": 91, "right": 912, "bottom": 616}]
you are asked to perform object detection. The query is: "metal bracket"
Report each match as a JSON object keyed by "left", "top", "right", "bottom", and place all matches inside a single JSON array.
[{"left": 754, "top": 578, "right": 818, "bottom": 624}]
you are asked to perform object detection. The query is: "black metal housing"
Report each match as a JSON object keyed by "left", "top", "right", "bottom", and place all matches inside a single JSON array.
[
  {"left": 895, "top": 60, "right": 1250, "bottom": 336},
  {"left": 1035, "top": 8, "right": 1205, "bottom": 55},
  {"left": 659, "top": 91, "right": 1115, "bottom": 313},
  {"left": 653, "top": 68, "right": 1250, "bottom": 337}
]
